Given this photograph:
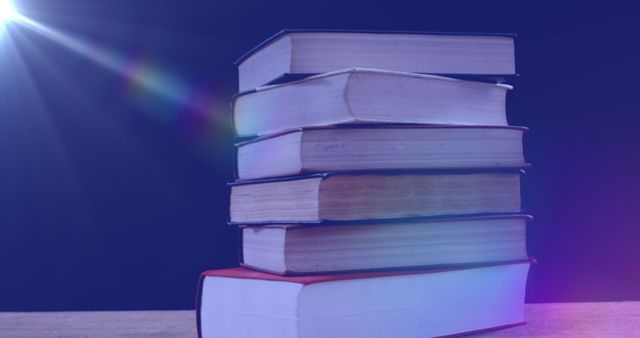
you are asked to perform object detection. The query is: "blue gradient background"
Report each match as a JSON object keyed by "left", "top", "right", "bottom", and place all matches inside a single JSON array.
[{"left": 1, "top": 0, "right": 639, "bottom": 310}]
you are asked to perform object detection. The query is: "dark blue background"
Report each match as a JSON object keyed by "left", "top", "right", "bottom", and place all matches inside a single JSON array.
[{"left": 1, "top": 0, "right": 639, "bottom": 310}]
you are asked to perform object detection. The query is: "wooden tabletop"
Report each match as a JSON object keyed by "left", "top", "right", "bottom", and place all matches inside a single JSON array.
[{"left": 1, "top": 302, "right": 638, "bottom": 337}]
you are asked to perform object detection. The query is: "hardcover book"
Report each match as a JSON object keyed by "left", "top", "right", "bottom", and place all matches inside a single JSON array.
[
  {"left": 240, "top": 214, "right": 530, "bottom": 275},
  {"left": 236, "top": 29, "right": 516, "bottom": 91},
  {"left": 237, "top": 125, "right": 528, "bottom": 180},
  {"left": 197, "top": 261, "right": 531, "bottom": 338},
  {"left": 233, "top": 68, "right": 511, "bottom": 137},
  {"left": 203, "top": 28, "right": 533, "bottom": 338},
  {"left": 229, "top": 171, "right": 522, "bottom": 224}
]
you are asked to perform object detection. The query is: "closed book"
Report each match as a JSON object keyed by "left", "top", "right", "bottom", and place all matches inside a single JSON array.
[
  {"left": 236, "top": 29, "right": 516, "bottom": 92},
  {"left": 197, "top": 261, "right": 531, "bottom": 338},
  {"left": 241, "top": 214, "right": 530, "bottom": 275},
  {"left": 229, "top": 171, "right": 522, "bottom": 224},
  {"left": 233, "top": 68, "right": 511, "bottom": 137},
  {"left": 237, "top": 125, "right": 528, "bottom": 180}
]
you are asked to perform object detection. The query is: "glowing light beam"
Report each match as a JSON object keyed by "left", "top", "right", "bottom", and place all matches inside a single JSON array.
[
  {"left": 11, "top": 13, "right": 193, "bottom": 105},
  {"left": 5, "top": 7, "right": 231, "bottom": 150},
  {"left": 0, "top": 0, "right": 18, "bottom": 24}
]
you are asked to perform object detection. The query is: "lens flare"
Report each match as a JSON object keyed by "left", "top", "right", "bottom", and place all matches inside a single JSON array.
[
  {"left": 0, "top": 0, "right": 17, "bottom": 24},
  {"left": 4, "top": 4, "right": 231, "bottom": 150}
]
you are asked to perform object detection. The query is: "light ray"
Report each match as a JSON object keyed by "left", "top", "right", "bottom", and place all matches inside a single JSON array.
[
  {"left": 0, "top": 0, "right": 18, "bottom": 24},
  {"left": 5, "top": 7, "right": 232, "bottom": 157},
  {"left": 12, "top": 13, "right": 193, "bottom": 106}
]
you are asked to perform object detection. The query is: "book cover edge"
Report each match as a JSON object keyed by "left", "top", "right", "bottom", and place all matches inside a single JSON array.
[
  {"left": 202, "top": 258, "right": 534, "bottom": 284},
  {"left": 235, "top": 124, "right": 530, "bottom": 147},
  {"left": 236, "top": 213, "right": 534, "bottom": 229},
  {"left": 261, "top": 72, "right": 520, "bottom": 88},
  {"left": 234, "top": 29, "right": 517, "bottom": 65},
  {"left": 230, "top": 211, "right": 529, "bottom": 227},
  {"left": 229, "top": 168, "right": 528, "bottom": 187},
  {"left": 239, "top": 258, "right": 533, "bottom": 277},
  {"left": 234, "top": 67, "right": 512, "bottom": 99}
]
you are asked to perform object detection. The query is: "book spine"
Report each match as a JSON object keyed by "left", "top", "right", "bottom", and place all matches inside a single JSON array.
[
  {"left": 195, "top": 273, "right": 205, "bottom": 338},
  {"left": 230, "top": 90, "right": 261, "bottom": 139}
]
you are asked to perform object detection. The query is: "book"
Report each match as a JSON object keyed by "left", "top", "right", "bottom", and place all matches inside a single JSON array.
[
  {"left": 241, "top": 214, "right": 530, "bottom": 275},
  {"left": 233, "top": 68, "right": 511, "bottom": 137},
  {"left": 197, "top": 261, "right": 531, "bottom": 338},
  {"left": 236, "top": 29, "right": 516, "bottom": 92},
  {"left": 202, "top": 28, "right": 533, "bottom": 338},
  {"left": 229, "top": 171, "right": 522, "bottom": 224},
  {"left": 237, "top": 125, "right": 528, "bottom": 180}
]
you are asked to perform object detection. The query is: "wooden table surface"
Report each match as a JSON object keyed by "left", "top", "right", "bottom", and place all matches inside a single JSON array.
[{"left": 1, "top": 302, "right": 638, "bottom": 337}]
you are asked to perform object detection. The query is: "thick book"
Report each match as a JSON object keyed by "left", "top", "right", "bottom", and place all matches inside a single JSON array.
[
  {"left": 237, "top": 125, "right": 528, "bottom": 180},
  {"left": 236, "top": 29, "right": 516, "bottom": 92},
  {"left": 241, "top": 214, "right": 530, "bottom": 275},
  {"left": 197, "top": 261, "right": 531, "bottom": 338},
  {"left": 233, "top": 68, "right": 512, "bottom": 137},
  {"left": 229, "top": 171, "right": 522, "bottom": 224}
]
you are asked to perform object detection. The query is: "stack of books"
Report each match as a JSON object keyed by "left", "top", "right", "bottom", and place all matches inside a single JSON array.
[{"left": 197, "top": 30, "right": 533, "bottom": 338}]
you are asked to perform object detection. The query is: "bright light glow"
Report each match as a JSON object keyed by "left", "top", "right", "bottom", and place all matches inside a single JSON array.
[
  {"left": 8, "top": 10, "right": 229, "bottom": 134},
  {"left": 0, "top": 0, "right": 17, "bottom": 24}
]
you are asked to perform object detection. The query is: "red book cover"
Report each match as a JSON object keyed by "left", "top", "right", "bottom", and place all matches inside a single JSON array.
[{"left": 196, "top": 259, "right": 534, "bottom": 338}]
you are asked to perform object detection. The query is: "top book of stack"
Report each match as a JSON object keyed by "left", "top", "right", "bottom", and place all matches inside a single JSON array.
[{"left": 235, "top": 29, "right": 516, "bottom": 92}]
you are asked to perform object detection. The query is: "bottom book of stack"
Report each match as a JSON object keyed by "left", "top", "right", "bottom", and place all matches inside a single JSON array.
[{"left": 197, "top": 260, "right": 532, "bottom": 338}]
